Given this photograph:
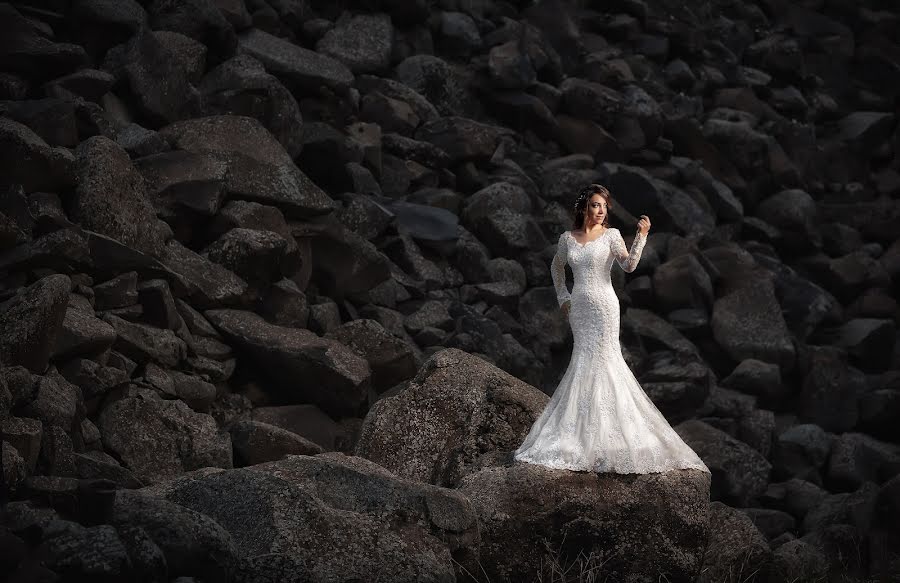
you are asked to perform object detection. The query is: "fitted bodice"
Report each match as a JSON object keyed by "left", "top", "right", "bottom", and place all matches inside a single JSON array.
[
  {"left": 551, "top": 228, "right": 648, "bottom": 363},
  {"left": 551, "top": 228, "right": 647, "bottom": 308}
]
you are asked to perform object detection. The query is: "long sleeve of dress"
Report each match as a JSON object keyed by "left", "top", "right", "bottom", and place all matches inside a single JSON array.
[
  {"left": 551, "top": 232, "right": 571, "bottom": 307},
  {"left": 610, "top": 228, "right": 647, "bottom": 273}
]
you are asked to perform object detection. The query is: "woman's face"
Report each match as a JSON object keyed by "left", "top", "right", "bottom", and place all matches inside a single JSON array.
[{"left": 586, "top": 193, "right": 608, "bottom": 226}]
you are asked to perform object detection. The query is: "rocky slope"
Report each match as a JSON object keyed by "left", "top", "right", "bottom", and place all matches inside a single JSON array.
[{"left": 1, "top": 0, "right": 899, "bottom": 581}]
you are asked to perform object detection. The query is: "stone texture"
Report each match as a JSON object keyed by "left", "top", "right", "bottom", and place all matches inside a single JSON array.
[
  {"left": 99, "top": 389, "right": 232, "bottom": 484},
  {"left": 355, "top": 348, "right": 548, "bottom": 487}
]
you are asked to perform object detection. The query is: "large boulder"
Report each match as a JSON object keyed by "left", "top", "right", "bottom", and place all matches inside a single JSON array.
[
  {"left": 0, "top": 118, "right": 75, "bottom": 193},
  {"left": 307, "top": 224, "right": 391, "bottom": 298},
  {"left": 98, "top": 389, "right": 232, "bottom": 484},
  {"left": 676, "top": 419, "right": 772, "bottom": 506},
  {"left": 316, "top": 13, "right": 393, "bottom": 74},
  {"left": 698, "top": 502, "right": 772, "bottom": 583},
  {"left": 324, "top": 319, "right": 418, "bottom": 392},
  {"left": 457, "top": 463, "right": 710, "bottom": 583},
  {"left": 157, "top": 239, "right": 248, "bottom": 309},
  {"left": 0, "top": 274, "right": 71, "bottom": 373},
  {"left": 144, "top": 0, "right": 237, "bottom": 63},
  {"left": 236, "top": 28, "right": 353, "bottom": 93},
  {"left": 74, "top": 136, "right": 170, "bottom": 258},
  {"left": 711, "top": 272, "right": 796, "bottom": 372},
  {"left": 199, "top": 54, "right": 303, "bottom": 158},
  {"left": 158, "top": 115, "right": 334, "bottom": 217},
  {"left": 600, "top": 163, "right": 716, "bottom": 236},
  {"left": 355, "top": 348, "right": 548, "bottom": 487},
  {"left": 206, "top": 309, "right": 370, "bottom": 416},
  {"left": 110, "top": 489, "right": 239, "bottom": 582},
  {"left": 144, "top": 453, "right": 479, "bottom": 582},
  {"left": 103, "top": 27, "right": 201, "bottom": 125}
]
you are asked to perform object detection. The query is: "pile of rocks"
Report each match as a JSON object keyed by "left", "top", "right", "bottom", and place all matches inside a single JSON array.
[{"left": 1, "top": 0, "right": 899, "bottom": 580}]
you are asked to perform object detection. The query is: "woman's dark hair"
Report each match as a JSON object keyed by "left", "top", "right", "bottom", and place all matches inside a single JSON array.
[{"left": 572, "top": 184, "right": 612, "bottom": 230}]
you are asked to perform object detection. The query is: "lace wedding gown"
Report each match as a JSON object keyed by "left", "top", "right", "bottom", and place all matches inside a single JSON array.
[{"left": 514, "top": 228, "right": 710, "bottom": 474}]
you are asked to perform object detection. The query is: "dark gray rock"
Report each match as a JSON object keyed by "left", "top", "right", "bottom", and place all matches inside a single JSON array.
[
  {"left": 355, "top": 348, "right": 547, "bottom": 487},
  {"left": 801, "top": 482, "right": 879, "bottom": 535},
  {"left": 325, "top": 319, "right": 417, "bottom": 393},
  {"left": 68, "top": 0, "right": 147, "bottom": 57},
  {"left": 158, "top": 239, "right": 248, "bottom": 308},
  {"left": 258, "top": 278, "right": 309, "bottom": 328},
  {"left": 600, "top": 163, "right": 716, "bottom": 236},
  {"left": 771, "top": 424, "right": 833, "bottom": 485},
  {"left": 0, "top": 118, "right": 75, "bottom": 193},
  {"left": 306, "top": 224, "right": 391, "bottom": 297},
  {"left": 204, "top": 228, "right": 287, "bottom": 284},
  {"left": 711, "top": 273, "right": 795, "bottom": 372},
  {"left": 229, "top": 419, "right": 323, "bottom": 466},
  {"left": 37, "top": 425, "right": 76, "bottom": 477},
  {"left": 458, "top": 463, "right": 710, "bottom": 583},
  {"left": 435, "top": 11, "right": 482, "bottom": 58},
  {"left": 99, "top": 389, "right": 232, "bottom": 484},
  {"left": 53, "top": 306, "right": 117, "bottom": 360},
  {"left": 487, "top": 40, "right": 536, "bottom": 90},
  {"left": 74, "top": 136, "right": 170, "bottom": 258},
  {"left": 317, "top": 13, "right": 392, "bottom": 74},
  {"left": 22, "top": 373, "right": 79, "bottom": 430},
  {"left": 93, "top": 272, "right": 139, "bottom": 311},
  {"left": 111, "top": 489, "right": 238, "bottom": 582},
  {"left": 133, "top": 150, "right": 229, "bottom": 230},
  {"left": 415, "top": 116, "right": 513, "bottom": 164},
  {"left": 0, "top": 274, "right": 71, "bottom": 373},
  {"left": 623, "top": 308, "right": 700, "bottom": 357},
  {"left": 0, "top": 228, "right": 91, "bottom": 274},
  {"left": 145, "top": 0, "right": 237, "bottom": 63},
  {"left": 237, "top": 28, "right": 353, "bottom": 93},
  {"left": 831, "top": 318, "right": 896, "bottom": 372},
  {"left": 826, "top": 433, "right": 900, "bottom": 492},
  {"left": 676, "top": 419, "right": 772, "bottom": 506},
  {"left": 652, "top": 254, "right": 713, "bottom": 312},
  {"left": 754, "top": 189, "right": 821, "bottom": 253},
  {"left": 137, "top": 279, "right": 182, "bottom": 330},
  {"left": 206, "top": 309, "right": 370, "bottom": 416},
  {"left": 74, "top": 451, "right": 143, "bottom": 489},
  {"left": 356, "top": 74, "right": 439, "bottom": 125},
  {"left": 2, "top": 416, "right": 42, "bottom": 473},
  {"left": 102, "top": 314, "right": 187, "bottom": 367},
  {"left": 1, "top": 98, "right": 78, "bottom": 148},
  {"left": 0, "top": 4, "right": 88, "bottom": 80},
  {"left": 722, "top": 358, "right": 785, "bottom": 405},
  {"left": 395, "top": 54, "right": 465, "bottom": 116},
  {"left": 153, "top": 30, "right": 208, "bottom": 84},
  {"left": 36, "top": 521, "right": 132, "bottom": 580},
  {"left": 698, "top": 502, "right": 771, "bottom": 583},
  {"left": 103, "top": 27, "right": 201, "bottom": 125},
  {"left": 251, "top": 404, "right": 349, "bottom": 452},
  {"left": 159, "top": 115, "right": 334, "bottom": 218},
  {"left": 797, "top": 347, "right": 864, "bottom": 433},
  {"left": 168, "top": 371, "right": 217, "bottom": 413},
  {"left": 770, "top": 539, "right": 827, "bottom": 582},
  {"left": 740, "top": 507, "right": 796, "bottom": 540},
  {"left": 44, "top": 68, "right": 116, "bottom": 102},
  {"left": 146, "top": 453, "right": 476, "bottom": 582},
  {"left": 760, "top": 479, "right": 828, "bottom": 522},
  {"left": 200, "top": 54, "right": 303, "bottom": 158}
]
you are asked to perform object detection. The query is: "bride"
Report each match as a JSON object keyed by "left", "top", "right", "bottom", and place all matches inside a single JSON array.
[{"left": 514, "top": 184, "right": 710, "bottom": 474}]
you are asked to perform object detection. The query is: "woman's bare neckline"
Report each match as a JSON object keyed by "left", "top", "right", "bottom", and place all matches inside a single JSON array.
[{"left": 569, "top": 227, "right": 609, "bottom": 247}]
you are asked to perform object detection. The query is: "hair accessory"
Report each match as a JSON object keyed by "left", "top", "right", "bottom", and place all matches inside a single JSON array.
[{"left": 573, "top": 184, "right": 608, "bottom": 212}]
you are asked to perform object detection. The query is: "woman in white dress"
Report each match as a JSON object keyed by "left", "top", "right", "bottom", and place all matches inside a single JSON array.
[{"left": 514, "top": 184, "right": 710, "bottom": 474}]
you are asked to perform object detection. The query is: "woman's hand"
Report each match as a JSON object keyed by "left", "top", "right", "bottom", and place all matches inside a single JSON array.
[
  {"left": 561, "top": 300, "right": 571, "bottom": 319},
  {"left": 637, "top": 215, "right": 651, "bottom": 235}
]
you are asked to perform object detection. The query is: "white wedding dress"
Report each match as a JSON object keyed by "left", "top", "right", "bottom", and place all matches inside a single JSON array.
[{"left": 514, "top": 228, "right": 710, "bottom": 474}]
